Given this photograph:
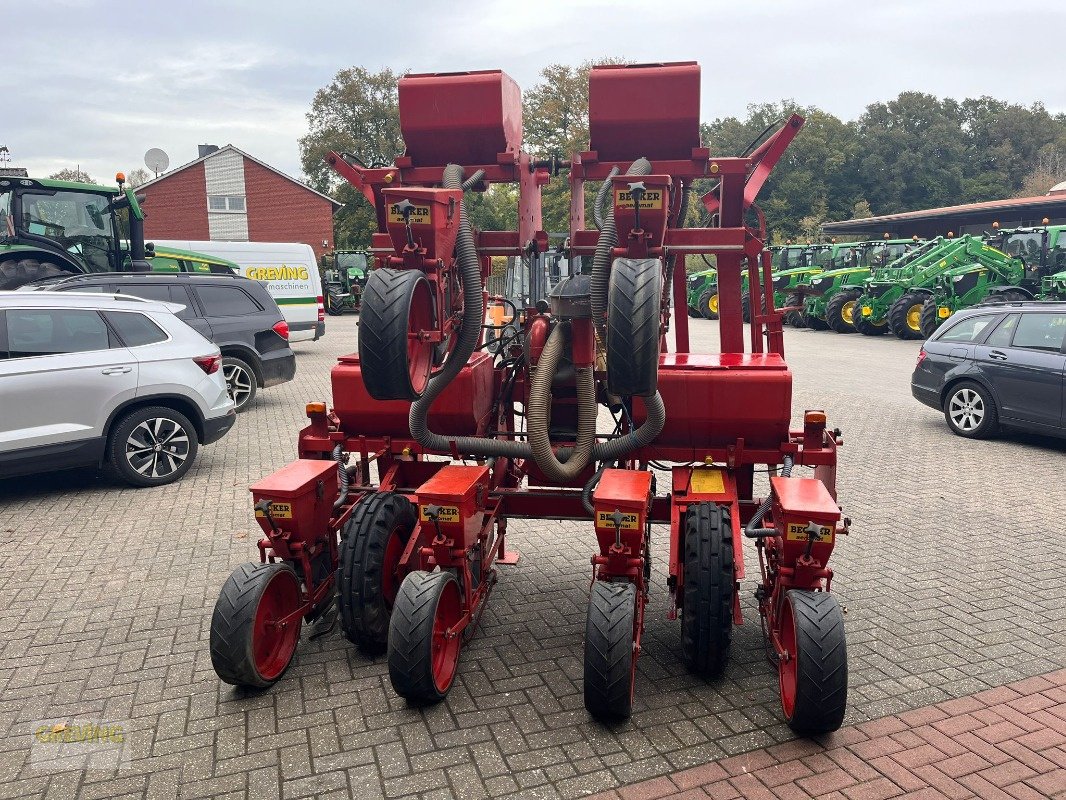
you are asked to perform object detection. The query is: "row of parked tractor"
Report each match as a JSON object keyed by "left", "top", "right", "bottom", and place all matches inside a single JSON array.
[{"left": 686, "top": 223, "right": 1066, "bottom": 339}]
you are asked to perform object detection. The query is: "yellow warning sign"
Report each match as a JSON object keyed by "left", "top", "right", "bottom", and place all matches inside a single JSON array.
[
  {"left": 690, "top": 468, "right": 726, "bottom": 495},
  {"left": 387, "top": 202, "right": 432, "bottom": 225},
  {"left": 614, "top": 188, "right": 664, "bottom": 210},
  {"left": 255, "top": 502, "right": 293, "bottom": 519},
  {"left": 786, "top": 522, "right": 833, "bottom": 543},
  {"left": 420, "top": 505, "right": 460, "bottom": 523},
  {"left": 597, "top": 511, "right": 640, "bottom": 529}
]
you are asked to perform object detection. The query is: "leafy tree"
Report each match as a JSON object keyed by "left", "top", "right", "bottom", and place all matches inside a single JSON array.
[
  {"left": 1015, "top": 149, "right": 1066, "bottom": 198},
  {"left": 48, "top": 168, "right": 94, "bottom": 184}
]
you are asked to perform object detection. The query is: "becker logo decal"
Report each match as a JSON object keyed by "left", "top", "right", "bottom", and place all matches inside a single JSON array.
[
  {"left": 597, "top": 511, "right": 639, "bottom": 529},
  {"left": 388, "top": 202, "right": 432, "bottom": 224},
  {"left": 614, "top": 188, "right": 664, "bottom": 210}
]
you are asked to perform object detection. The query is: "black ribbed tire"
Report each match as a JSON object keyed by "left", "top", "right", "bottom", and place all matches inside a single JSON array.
[
  {"left": 740, "top": 293, "right": 751, "bottom": 324},
  {"left": 919, "top": 296, "right": 942, "bottom": 338},
  {"left": 852, "top": 296, "right": 888, "bottom": 336},
  {"left": 783, "top": 292, "right": 807, "bottom": 328},
  {"left": 681, "top": 503, "right": 734, "bottom": 677},
  {"left": 779, "top": 590, "right": 847, "bottom": 735},
  {"left": 607, "top": 257, "right": 662, "bottom": 397},
  {"left": 698, "top": 291, "right": 719, "bottom": 320},
  {"left": 358, "top": 268, "right": 434, "bottom": 400},
  {"left": 210, "top": 562, "right": 303, "bottom": 689},
  {"left": 826, "top": 289, "right": 861, "bottom": 333},
  {"left": 584, "top": 580, "right": 637, "bottom": 720},
  {"left": 327, "top": 294, "right": 344, "bottom": 316},
  {"left": 0, "top": 258, "right": 68, "bottom": 290},
  {"left": 338, "top": 493, "right": 416, "bottom": 654},
  {"left": 888, "top": 291, "right": 927, "bottom": 340},
  {"left": 388, "top": 570, "right": 463, "bottom": 703}
]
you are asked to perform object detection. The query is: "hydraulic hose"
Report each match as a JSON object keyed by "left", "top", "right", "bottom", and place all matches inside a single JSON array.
[
  {"left": 744, "top": 455, "right": 794, "bottom": 538},
  {"left": 527, "top": 323, "right": 597, "bottom": 481},
  {"left": 409, "top": 162, "right": 667, "bottom": 468},
  {"left": 591, "top": 157, "right": 651, "bottom": 343},
  {"left": 592, "top": 166, "right": 620, "bottom": 231},
  {"left": 332, "top": 443, "right": 349, "bottom": 512}
]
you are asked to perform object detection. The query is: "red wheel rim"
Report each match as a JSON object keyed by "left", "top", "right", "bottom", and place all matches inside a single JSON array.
[
  {"left": 407, "top": 280, "right": 434, "bottom": 395},
  {"left": 778, "top": 596, "right": 798, "bottom": 719},
  {"left": 380, "top": 528, "right": 405, "bottom": 608},
  {"left": 252, "top": 568, "right": 302, "bottom": 682},
  {"left": 431, "top": 579, "right": 462, "bottom": 694}
]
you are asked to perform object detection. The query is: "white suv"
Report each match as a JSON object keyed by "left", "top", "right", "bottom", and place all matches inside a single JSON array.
[{"left": 0, "top": 292, "right": 236, "bottom": 486}]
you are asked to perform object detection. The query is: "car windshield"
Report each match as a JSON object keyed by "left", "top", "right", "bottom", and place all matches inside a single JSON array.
[{"left": 20, "top": 189, "right": 116, "bottom": 272}]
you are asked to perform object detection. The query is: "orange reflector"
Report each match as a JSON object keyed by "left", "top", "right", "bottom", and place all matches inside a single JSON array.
[
  {"left": 804, "top": 411, "right": 827, "bottom": 426},
  {"left": 306, "top": 402, "right": 327, "bottom": 415}
]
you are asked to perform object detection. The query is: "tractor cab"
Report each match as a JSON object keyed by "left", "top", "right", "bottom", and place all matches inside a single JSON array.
[
  {"left": 0, "top": 175, "right": 149, "bottom": 289},
  {"left": 997, "top": 225, "right": 1066, "bottom": 277}
]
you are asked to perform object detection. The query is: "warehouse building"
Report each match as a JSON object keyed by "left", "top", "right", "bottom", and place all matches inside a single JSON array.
[
  {"left": 137, "top": 144, "right": 342, "bottom": 256},
  {"left": 822, "top": 185, "right": 1066, "bottom": 240}
]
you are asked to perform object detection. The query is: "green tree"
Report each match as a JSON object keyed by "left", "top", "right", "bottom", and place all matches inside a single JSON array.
[
  {"left": 299, "top": 67, "right": 405, "bottom": 248},
  {"left": 48, "top": 168, "right": 94, "bottom": 184}
]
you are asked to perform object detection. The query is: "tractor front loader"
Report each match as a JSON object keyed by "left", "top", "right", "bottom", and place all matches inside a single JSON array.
[{"left": 209, "top": 63, "right": 851, "bottom": 734}]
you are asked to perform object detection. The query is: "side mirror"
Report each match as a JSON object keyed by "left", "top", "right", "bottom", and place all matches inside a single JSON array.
[{"left": 145, "top": 242, "right": 156, "bottom": 256}]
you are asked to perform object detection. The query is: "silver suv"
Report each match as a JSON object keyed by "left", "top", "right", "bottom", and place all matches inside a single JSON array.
[{"left": 0, "top": 292, "right": 236, "bottom": 486}]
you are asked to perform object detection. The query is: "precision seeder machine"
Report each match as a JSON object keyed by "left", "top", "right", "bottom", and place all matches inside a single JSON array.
[{"left": 210, "top": 63, "right": 850, "bottom": 733}]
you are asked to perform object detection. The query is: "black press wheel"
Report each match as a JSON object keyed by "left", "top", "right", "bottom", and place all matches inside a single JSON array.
[
  {"left": 107, "top": 405, "right": 199, "bottom": 487},
  {"left": 607, "top": 257, "right": 662, "bottom": 397},
  {"left": 358, "top": 268, "right": 435, "bottom": 401},
  {"left": 210, "top": 562, "right": 303, "bottom": 689},
  {"left": 826, "top": 289, "right": 861, "bottom": 333},
  {"left": 681, "top": 502, "right": 734, "bottom": 677},
  {"left": 584, "top": 580, "right": 638, "bottom": 720},
  {"left": 698, "top": 290, "right": 719, "bottom": 320},
  {"left": 888, "top": 291, "right": 927, "bottom": 340},
  {"left": 222, "top": 355, "right": 258, "bottom": 412},
  {"left": 388, "top": 570, "right": 463, "bottom": 703},
  {"left": 778, "top": 589, "right": 847, "bottom": 735},
  {"left": 943, "top": 380, "right": 999, "bottom": 439},
  {"left": 338, "top": 492, "right": 416, "bottom": 653},
  {"left": 0, "top": 258, "right": 68, "bottom": 290}
]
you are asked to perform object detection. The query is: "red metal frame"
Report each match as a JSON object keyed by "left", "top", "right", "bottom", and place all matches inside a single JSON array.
[{"left": 222, "top": 62, "right": 847, "bottom": 722}]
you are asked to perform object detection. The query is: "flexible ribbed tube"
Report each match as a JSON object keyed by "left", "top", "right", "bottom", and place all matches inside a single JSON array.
[
  {"left": 591, "top": 158, "right": 651, "bottom": 343},
  {"left": 527, "top": 323, "right": 597, "bottom": 481},
  {"left": 744, "top": 455, "right": 795, "bottom": 537},
  {"left": 593, "top": 166, "right": 620, "bottom": 231}
]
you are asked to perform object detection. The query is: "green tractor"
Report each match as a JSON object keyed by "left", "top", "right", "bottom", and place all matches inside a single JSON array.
[
  {"left": 920, "top": 224, "right": 1066, "bottom": 337},
  {"left": 801, "top": 239, "right": 916, "bottom": 333},
  {"left": 853, "top": 235, "right": 999, "bottom": 338},
  {"left": 686, "top": 265, "right": 719, "bottom": 318},
  {"left": 0, "top": 174, "right": 154, "bottom": 289},
  {"left": 770, "top": 243, "right": 830, "bottom": 327},
  {"left": 322, "top": 249, "right": 371, "bottom": 315}
]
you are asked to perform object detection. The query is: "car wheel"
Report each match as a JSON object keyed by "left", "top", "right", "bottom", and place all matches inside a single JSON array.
[
  {"left": 223, "top": 356, "right": 258, "bottom": 412},
  {"left": 108, "top": 406, "right": 200, "bottom": 487},
  {"left": 943, "top": 381, "right": 999, "bottom": 439}
]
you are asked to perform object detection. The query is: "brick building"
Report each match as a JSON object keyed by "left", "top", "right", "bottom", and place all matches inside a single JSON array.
[{"left": 137, "top": 144, "right": 342, "bottom": 256}]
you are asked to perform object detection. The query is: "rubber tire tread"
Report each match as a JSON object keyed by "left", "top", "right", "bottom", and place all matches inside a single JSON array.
[
  {"left": 338, "top": 492, "right": 416, "bottom": 653},
  {"left": 107, "top": 405, "right": 199, "bottom": 487},
  {"left": 210, "top": 562, "right": 301, "bottom": 689},
  {"left": 783, "top": 590, "right": 848, "bottom": 734},
  {"left": 681, "top": 503, "right": 734, "bottom": 677},
  {"left": 388, "top": 570, "right": 459, "bottom": 703},
  {"left": 358, "top": 268, "right": 430, "bottom": 400},
  {"left": 327, "top": 294, "right": 344, "bottom": 316},
  {"left": 698, "top": 291, "right": 718, "bottom": 320},
  {"left": 0, "top": 258, "right": 67, "bottom": 290},
  {"left": 783, "top": 292, "right": 809, "bottom": 328},
  {"left": 943, "top": 379, "right": 999, "bottom": 439},
  {"left": 826, "top": 289, "right": 861, "bottom": 333},
  {"left": 919, "top": 296, "right": 941, "bottom": 339},
  {"left": 852, "top": 296, "right": 888, "bottom": 336},
  {"left": 888, "top": 291, "right": 926, "bottom": 340},
  {"left": 607, "top": 258, "right": 662, "bottom": 397},
  {"left": 583, "top": 581, "right": 637, "bottom": 720}
]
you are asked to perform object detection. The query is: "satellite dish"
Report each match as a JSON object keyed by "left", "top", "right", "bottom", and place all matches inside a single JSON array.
[{"left": 144, "top": 148, "right": 170, "bottom": 177}]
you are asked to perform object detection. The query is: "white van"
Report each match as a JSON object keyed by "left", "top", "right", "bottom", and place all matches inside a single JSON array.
[{"left": 149, "top": 241, "right": 325, "bottom": 342}]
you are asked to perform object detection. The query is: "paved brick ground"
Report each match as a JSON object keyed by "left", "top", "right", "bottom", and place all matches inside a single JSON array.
[
  {"left": 1, "top": 314, "right": 1064, "bottom": 799},
  {"left": 589, "top": 669, "right": 1066, "bottom": 800}
]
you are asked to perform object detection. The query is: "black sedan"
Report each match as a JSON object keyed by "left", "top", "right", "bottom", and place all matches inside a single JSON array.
[{"left": 912, "top": 302, "right": 1066, "bottom": 439}]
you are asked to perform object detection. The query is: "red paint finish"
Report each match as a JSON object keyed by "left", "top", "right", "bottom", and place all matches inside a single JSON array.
[
  {"left": 141, "top": 162, "right": 210, "bottom": 241},
  {"left": 249, "top": 459, "right": 339, "bottom": 547}
]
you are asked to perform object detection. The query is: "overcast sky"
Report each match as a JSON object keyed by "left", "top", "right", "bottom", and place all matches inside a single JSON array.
[{"left": 8, "top": 0, "right": 1065, "bottom": 184}]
